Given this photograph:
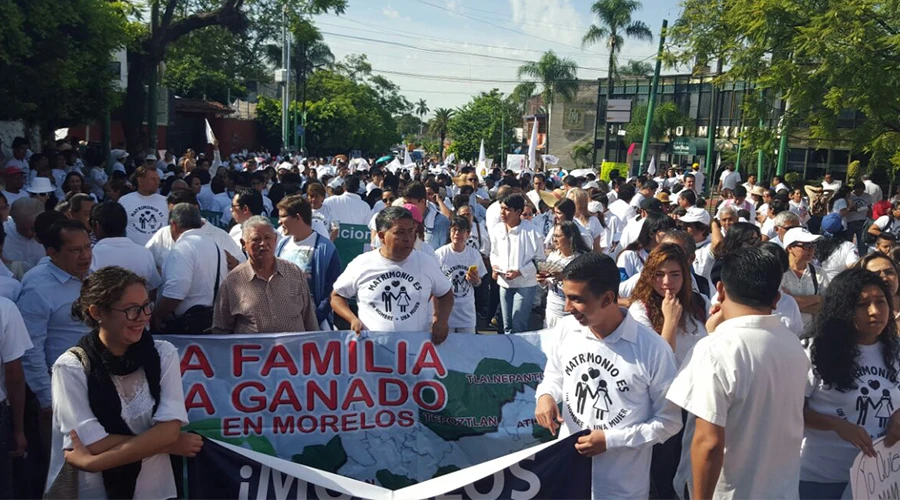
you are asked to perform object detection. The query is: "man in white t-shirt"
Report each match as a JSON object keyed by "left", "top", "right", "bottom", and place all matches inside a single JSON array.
[
  {"left": 717, "top": 163, "right": 741, "bottom": 193},
  {"left": 862, "top": 173, "right": 884, "bottom": 202},
  {"left": 535, "top": 252, "right": 681, "bottom": 498},
  {"left": 322, "top": 175, "right": 370, "bottom": 226},
  {"left": 821, "top": 173, "right": 842, "bottom": 192},
  {"left": 118, "top": 166, "right": 168, "bottom": 246},
  {"left": 89, "top": 202, "right": 162, "bottom": 291},
  {"left": 691, "top": 163, "right": 705, "bottom": 195},
  {"left": 667, "top": 246, "right": 809, "bottom": 499},
  {"left": 331, "top": 206, "right": 453, "bottom": 344},
  {"left": 1, "top": 166, "right": 29, "bottom": 206},
  {"left": 228, "top": 188, "right": 266, "bottom": 246},
  {"left": 0, "top": 296, "right": 33, "bottom": 490},
  {"left": 435, "top": 216, "right": 487, "bottom": 334}
]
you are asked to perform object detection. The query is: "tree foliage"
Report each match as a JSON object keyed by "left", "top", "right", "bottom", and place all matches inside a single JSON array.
[
  {"left": 623, "top": 101, "right": 690, "bottom": 145},
  {"left": 668, "top": 0, "right": 900, "bottom": 175},
  {"left": 517, "top": 51, "right": 579, "bottom": 108},
  {"left": 446, "top": 91, "right": 519, "bottom": 162},
  {"left": 429, "top": 108, "right": 455, "bottom": 159},
  {"left": 618, "top": 59, "right": 653, "bottom": 77},
  {"left": 0, "top": 0, "right": 128, "bottom": 131}
]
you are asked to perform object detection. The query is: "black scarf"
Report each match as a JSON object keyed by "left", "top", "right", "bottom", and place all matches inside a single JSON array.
[{"left": 75, "top": 330, "right": 162, "bottom": 499}]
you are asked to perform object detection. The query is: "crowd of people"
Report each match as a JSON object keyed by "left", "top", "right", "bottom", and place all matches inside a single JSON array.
[{"left": 0, "top": 133, "right": 899, "bottom": 498}]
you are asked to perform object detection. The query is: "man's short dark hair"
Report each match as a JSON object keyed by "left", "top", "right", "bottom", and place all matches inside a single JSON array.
[
  {"left": 561, "top": 252, "right": 620, "bottom": 300},
  {"left": 404, "top": 181, "right": 427, "bottom": 202},
  {"left": 91, "top": 202, "right": 127, "bottom": 237},
  {"left": 878, "top": 232, "right": 897, "bottom": 243},
  {"left": 643, "top": 180, "right": 658, "bottom": 192},
  {"left": 450, "top": 215, "right": 471, "bottom": 232},
  {"left": 375, "top": 206, "right": 414, "bottom": 232},
  {"left": 533, "top": 173, "right": 545, "bottom": 182},
  {"left": 167, "top": 190, "right": 198, "bottom": 207},
  {"left": 234, "top": 187, "right": 264, "bottom": 216},
  {"left": 194, "top": 169, "right": 211, "bottom": 185},
  {"left": 734, "top": 185, "right": 747, "bottom": 198},
  {"left": 617, "top": 184, "right": 636, "bottom": 203},
  {"left": 720, "top": 246, "right": 782, "bottom": 308},
  {"left": 452, "top": 194, "right": 470, "bottom": 211},
  {"left": 276, "top": 194, "right": 312, "bottom": 226},
  {"left": 684, "top": 173, "right": 695, "bottom": 181},
  {"left": 43, "top": 220, "right": 88, "bottom": 251},
  {"left": 345, "top": 175, "right": 361, "bottom": 194},
  {"left": 679, "top": 190, "right": 697, "bottom": 206},
  {"left": 500, "top": 193, "right": 525, "bottom": 212},
  {"left": 563, "top": 175, "right": 578, "bottom": 187},
  {"left": 35, "top": 211, "right": 68, "bottom": 246}
]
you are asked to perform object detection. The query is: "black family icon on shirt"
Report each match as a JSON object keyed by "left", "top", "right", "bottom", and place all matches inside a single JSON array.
[
  {"left": 366, "top": 271, "right": 423, "bottom": 322},
  {"left": 835, "top": 377, "right": 896, "bottom": 431},
  {"left": 128, "top": 205, "right": 165, "bottom": 235},
  {"left": 444, "top": 264, "right": 473, "bottom": 299},
  {"left": 563, "top": 353, "right": 630, "bottom": 430}
]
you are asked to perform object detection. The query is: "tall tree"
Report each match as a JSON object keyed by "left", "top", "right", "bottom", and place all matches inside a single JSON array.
[
  {"left": 582, "top": 0, "right": 652, "bottom": 161},
  {"left": 511, "top": 81, "right": 537, "bottom": 116},
  {"left": 429, "top": 108, "right": 455, "bottom": 159},
  {"left": 415, "top": 99, "right": 429, "bottom": 118},
  {"left": 0, "top": 0, "right": 127, "bottom": 137},
  {"left": 447, "top": 90, "right": 519, "bottom": 163},
  {"left": 617, "top": 59, "right": 653, "bottom": 78},
  {"left": 623, "top": 102, "right": 689, "bottom": 145},
  {"left": 122, "top": 0, "right": 347, "bottom": 153},
  {"left": 516, "top": 51, "right": 579, "bottom": 153}
]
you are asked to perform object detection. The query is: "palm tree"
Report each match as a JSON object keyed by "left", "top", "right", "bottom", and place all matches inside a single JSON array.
[
  {"left": 511, "top": 82, "right": 537, "bottom": 116},
  {"left": 583, "top": 0, "right": 652, "bottom": 162},
  {"left": 617, "top": 59, "right": 653, "bottom": 78},
  {"left": 429, "top": 108, "right": 455, "bottom": 159},
  {"left": 517, "top": 51, "right": 579, "bottom": 154},
  {"left": 415, "top": 99, "right": 429, "bottom": 118}
]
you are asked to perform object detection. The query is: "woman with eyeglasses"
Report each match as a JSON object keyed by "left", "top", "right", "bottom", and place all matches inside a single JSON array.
[
  {"left": 855, "top": 252, "right": 900, "bottom": 323},
  {"left": 782, "top": 227, "right": 831, "bottom": 328},
  {"left": 537, "top": 221, "right": 591, "bottom": 328},
  {"left": 800, "top": 269, "right": 900, "bottom": 499},
  {"left": 47, "top": 266, "right": 201, "bottom": 498}
]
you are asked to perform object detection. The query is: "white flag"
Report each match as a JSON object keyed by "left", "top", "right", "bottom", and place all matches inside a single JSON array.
[
  {"left": 205, "top": 119, "right": 217, "bottom": 144},
  {"left": 647, "top": 156, "right": 657, "bottom": 175},
  {"left": 386, "top": 158, "right": 402, "bottom": 174},
  {"left": 528, "top": 118, "right": 538, "bottom": 169},
  {"left": 404, "top": 148, "right": 414, "bottom": 165},
  {"left": 445, "top": 153, "right": 455, "bottom": 164},
  {"left": 478, "top": 139, "right": 486, "bottom": 163},
  {"left": 541, "top": 154, "right": 559, "bottom": 165}
]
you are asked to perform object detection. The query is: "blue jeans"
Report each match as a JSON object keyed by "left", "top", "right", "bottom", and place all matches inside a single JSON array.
[
  {"left": 799, "top": 480, "right": 848, "bottom": 499},
  {"left": 499, "top": 285, "right": 537, "bottom": 334}
]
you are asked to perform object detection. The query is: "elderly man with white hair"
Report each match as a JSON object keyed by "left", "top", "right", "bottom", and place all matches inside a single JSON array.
[
  {"left": 2, "top": 197, "right": 45, "bottom": 269},
  {"left": 212, "top": 216, "right": 318, "bottom": 333}
]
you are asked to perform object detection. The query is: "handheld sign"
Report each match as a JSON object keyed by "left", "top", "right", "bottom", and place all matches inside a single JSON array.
[
  {"left": 851, "top": 437, "right": 900, "bottom": 499},
  {"left": 334, "top": 223, "right": 371, "bottom": 271}
]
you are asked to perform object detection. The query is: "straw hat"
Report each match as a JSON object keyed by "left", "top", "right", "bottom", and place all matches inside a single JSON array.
[{"left": 538, "top": 190, "right": 561, "bottom": 207}]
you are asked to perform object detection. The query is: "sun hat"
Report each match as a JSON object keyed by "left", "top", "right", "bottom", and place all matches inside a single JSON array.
[
  {"left": 680, "top": 206, "right": 711, "bottom": 226},
  {"left": 783, "top": 227, "right": 823, "bottom": 248},
  {"left": 26, "top": 177, "right": 55, "bottom": 194}
]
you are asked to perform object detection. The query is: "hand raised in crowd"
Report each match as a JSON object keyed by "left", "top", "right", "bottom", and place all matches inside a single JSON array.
[
  {"left": 835, "top": 419, "right": 876, "bottom": 457},
  {"left": 535, "top": 394, "right": 563, "bottom": 436},
  {"left": 574, "top": 429, "right": 607, "bottom": 457},
  {"left": 431, "top": 321, "right": 449, "bottom": 345},
  {"left": 661, "top": 290, "right": 683, "bottom": 323},
  {"left": 167, "top": 432, "right": 204, "bottom": 458}
]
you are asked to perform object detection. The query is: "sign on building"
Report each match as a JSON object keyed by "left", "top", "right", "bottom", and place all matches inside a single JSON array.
[{"left": 606, "top": 99, "right": 632, "bottom": 123}]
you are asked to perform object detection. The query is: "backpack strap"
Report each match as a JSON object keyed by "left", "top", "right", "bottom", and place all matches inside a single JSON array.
[{"left": 808, "top": 264, "right": 819, "bottom": 296}]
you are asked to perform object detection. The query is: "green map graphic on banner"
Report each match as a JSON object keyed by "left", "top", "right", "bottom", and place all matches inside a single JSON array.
[
  {"left": 169, "top": 331, "right": 554, "bottom": 487},
  {"left": 334, "top": 223, "right": 371, "bottom": 271}
]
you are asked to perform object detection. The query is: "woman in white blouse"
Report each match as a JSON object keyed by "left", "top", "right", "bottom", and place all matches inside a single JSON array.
[
  {"left": 47, "top": 266, "right": 201, "bottom": 499},
  {"left": 537, "top": 221, "right": 591, "bottom": 328}
]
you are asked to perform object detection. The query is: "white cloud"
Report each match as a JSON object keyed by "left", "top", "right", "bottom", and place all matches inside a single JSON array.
[
  {"left": 445, "top": 0, "right": 460, "bottom": 13},
  {"left": 508, "top": 0, "right": 586, "bottom": 48},
  {"left": 382, "top": 5, "right": 400, "bottom": 19}
]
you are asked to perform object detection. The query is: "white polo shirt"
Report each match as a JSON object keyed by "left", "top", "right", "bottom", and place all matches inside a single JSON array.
[
  {"left": 535, "top": 313, "right": 682, "bottom": 499},
  {"left": 0, "top": 297, "right": 33, "bottom": 402},
  {"left": 91, "top": 237, "right": 162, "bottom": 290},
  {"left": 322, "top": 192, "right": 370, "bottom": 225},
  {"left": 667, "top": 314, "right": 809, "bottom": 500},
  {"left": 160, "top": 228, "right": 228, "bottom": 316},
  {"left": 147, "top": 220, "right": 245, "bottom": 272}
]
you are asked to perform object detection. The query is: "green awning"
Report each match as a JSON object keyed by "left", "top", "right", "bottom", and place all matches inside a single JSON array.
[{"left": 669, "top": 137, "right": 708, "bottom": 155}]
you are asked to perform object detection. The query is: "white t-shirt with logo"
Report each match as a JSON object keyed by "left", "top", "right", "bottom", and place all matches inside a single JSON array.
[
  {"left": 801, "top": 341, "right": 900, "bottom": 483},
  {"left": 333, "top": 249, "right": 452, "bottom": 333},
  {"left": 534, "top": 313, "right": 681, "bottom": 498},
  {"left": 435, "top": 245, "right": 487, "bottom": 330},
  {"left": 118, "top": 192, "right": 169, "bottom": 246},
  {"left": 278, "top": 231, "right": 318, "bottom": 274}
]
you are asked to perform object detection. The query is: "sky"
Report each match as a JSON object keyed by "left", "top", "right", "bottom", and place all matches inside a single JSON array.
[{"left": 313, "top": 0, "right": 683, "bottom": 117}]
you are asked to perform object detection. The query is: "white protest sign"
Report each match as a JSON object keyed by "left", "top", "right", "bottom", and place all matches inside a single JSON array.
[
  {"left": 851, "top": 437, "right": 900, "bottom": 499},
  {"left": 506, "top": 154, "right": 527, "bottom": 173}
]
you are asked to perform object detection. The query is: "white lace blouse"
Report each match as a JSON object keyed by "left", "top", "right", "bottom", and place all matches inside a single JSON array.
[{"left": 47, "top": 340, "right": 188, "bottom": 499}]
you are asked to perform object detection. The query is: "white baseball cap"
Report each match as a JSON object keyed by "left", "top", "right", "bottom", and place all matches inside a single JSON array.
[
  {"left": 588, "top": 201, "right": 604, "bottom": 214},
  {"left": 680, "top": 207, "right": 711, "bottom": 226},
  {"left": 783, "top": 227, "right": 822, "bottom": 248}
]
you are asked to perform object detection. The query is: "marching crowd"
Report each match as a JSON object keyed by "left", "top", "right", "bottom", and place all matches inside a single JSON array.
[{"left": 0, "top": 133, "right": 899, "bottom": 498}]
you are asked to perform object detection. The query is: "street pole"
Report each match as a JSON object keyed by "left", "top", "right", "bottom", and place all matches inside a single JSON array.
[
  {"left": 776, "top": 97, "right": 790, "bottom": 176},
  {"left": 280, "top": 8, "right": 289, "bottom": 153},
  {"left": 705, "top": 57, "right": 723, "bottom": 193},
  {"left": 757, "top": 89, "right": 766, "bottom": 181},
  {"left": 147, "top": 2, "right": 159, "bottom": 151},
  {"left": 734, "top": 121, "right": 744, "bottom": 173},
  {"left": 639, "top": 19, "right": 667, "bottom": 174},
  {"left": 591, "top": 78, "right": 602, "bottom": 168},
  {"left": 501, "top": 107, "right": 505, "bottom": 169}
]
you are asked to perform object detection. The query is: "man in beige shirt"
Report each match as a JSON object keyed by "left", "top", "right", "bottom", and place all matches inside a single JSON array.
[{"left": 212, "top": 216, "right": 318, "bottom": 333}]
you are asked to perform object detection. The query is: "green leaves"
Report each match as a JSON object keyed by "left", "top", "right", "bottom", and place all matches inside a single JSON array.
[
  {"left": 517, "top": 51, "right": 579, "bottom": 106},
  {"left": 446, "top": 90, "right": 519, "bottom": 162}
]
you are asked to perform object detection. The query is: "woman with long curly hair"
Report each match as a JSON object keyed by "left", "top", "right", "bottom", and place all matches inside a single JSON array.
[
  {"left": 800, "top": 268, "right": 900, "bottom": 499},
  {"left": 628, "top": 243, "right": 708, "bottom": 366},
  {"left": 537, "top": 221, "right": 592, "bottom": 328}
]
